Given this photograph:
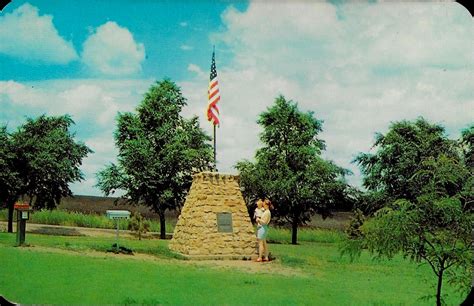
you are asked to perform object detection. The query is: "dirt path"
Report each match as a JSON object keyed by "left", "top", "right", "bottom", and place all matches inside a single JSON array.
[
  {"left": 0, "top": 221, "right": 164, "bottom": 238},
  {"left": 21, "top": 245, "right": 304, "bottom": 276}
]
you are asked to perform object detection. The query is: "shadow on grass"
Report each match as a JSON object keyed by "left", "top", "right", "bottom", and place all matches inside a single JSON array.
[
  {"left": 106, "top": 243, "right": 134, "bottom": 255},
  {"left": 30, "top": 227, "right": 85, "bottom": 236},
  {"left": 279, "top": 255, "right": 307, "bottom": 268}
]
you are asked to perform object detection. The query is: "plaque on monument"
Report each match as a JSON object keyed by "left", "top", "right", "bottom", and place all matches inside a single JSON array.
[{"left": 216, "top": 212, "right": 233, "bottom": 233}]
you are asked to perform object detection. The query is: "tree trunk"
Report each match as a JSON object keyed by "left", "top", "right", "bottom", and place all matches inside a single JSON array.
[
  {"left": 7, "top": 201, "right": 14, "bottom": 233},
  {"left": 291, "top": 219, "right": 298, "bottom": 245},
  {"left": 159, "top": 211, "right": 166, "bottom": 240},
  {"left": 436, "top": 268, "right": 444, "bottom": 306}
]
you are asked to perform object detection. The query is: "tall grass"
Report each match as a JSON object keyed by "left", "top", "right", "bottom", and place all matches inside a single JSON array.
[
  {"left": 0, "top": 209, "right": 174, "bottom": 233},
  {"left": 33, "top": 210, "right": 115, "bottom": 228},
  {"left": 0, "top": 209, "right": 8, "bottom": 220}
]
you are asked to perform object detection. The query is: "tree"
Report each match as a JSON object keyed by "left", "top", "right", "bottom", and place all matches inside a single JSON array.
[
  {"left": 354, "top": 117, "right": 459, "bottom": 210},
  {"left": 236, "top": 95, "right": 350, "bottom": 244},
  {"left": 459, "top": 124, "right": 473, "bottom": 171},
  {"left": 1, "top": 115, "right": 91, "bottom": 232},
  {"left": 343, "top": 155, "right": 472, "bottom": 305},
  {"left": 0, "top": 126, "right": 21, "bottom": 232},
  {"left": 459, "top": 124, "right": 474, "bottom": 304},
  {"left": 96, "top": 79, "right": 214, "bottom": 239},
  {"left": 345, "top": 119, "right": 473, "bottom": 305}
]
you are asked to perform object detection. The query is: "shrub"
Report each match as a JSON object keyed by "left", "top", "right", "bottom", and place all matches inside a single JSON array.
[{"left": 128, "top": 212, "right": 151, "bottom": 240}]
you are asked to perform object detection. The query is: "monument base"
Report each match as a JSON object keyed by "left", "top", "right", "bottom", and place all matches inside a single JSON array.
[
  {"left": 172, "top": 253, "right": 258, "bottom": 261},
  {"left": 169, "top": 172, "right": 256, "bottom": 259}
]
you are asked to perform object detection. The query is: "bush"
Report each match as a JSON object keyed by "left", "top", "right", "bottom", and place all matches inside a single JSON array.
[{"left": 128, "top": 212, "right": 151, "bottom": 240}]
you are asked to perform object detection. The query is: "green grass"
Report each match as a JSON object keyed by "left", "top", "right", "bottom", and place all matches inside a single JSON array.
[
  {"left": 267, "top": 227, "right": 345, "bottom": 244},
  {"left": 0, "top": 232, "right": 467, "bottom": 305},
  {"left": 0, "top": 232, "right": 184, "bottom": 259},
  {"left": 0, "top": 209, "right": 175, "bottom": 233}
]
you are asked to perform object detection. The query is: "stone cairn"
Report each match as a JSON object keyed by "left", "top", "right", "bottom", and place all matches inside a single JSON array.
[{"left": 169, "top": 172, "right": 256, "bottom": 259}]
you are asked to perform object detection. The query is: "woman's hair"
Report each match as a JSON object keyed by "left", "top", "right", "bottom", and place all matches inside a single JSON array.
[{"left": 264, "top": 198, "right": 274, "bottom": 210}]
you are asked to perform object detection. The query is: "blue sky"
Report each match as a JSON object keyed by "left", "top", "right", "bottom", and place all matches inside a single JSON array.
[
  {"left": 1, "top": 0, "right": 247, "bottom": 81},
  {"left": 1, "top": 1, "right": 473, "bottom": 196}
]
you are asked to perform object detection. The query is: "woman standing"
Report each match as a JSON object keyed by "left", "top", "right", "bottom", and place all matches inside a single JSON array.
[
  {"left": 253, "top": 199, "right": 265, "bottom": 254},
  {"left": 256, "top": 199, "right": 273, "bottom": 262}
]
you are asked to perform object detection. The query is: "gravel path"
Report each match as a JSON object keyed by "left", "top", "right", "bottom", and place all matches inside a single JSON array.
[{"left": 0, "top": 221, "right": 165, "bottom": 238}]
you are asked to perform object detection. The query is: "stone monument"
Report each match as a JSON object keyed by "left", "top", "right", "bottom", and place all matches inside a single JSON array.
[{"left": 169, "top": 172, "right": 256, "bottom": 259}]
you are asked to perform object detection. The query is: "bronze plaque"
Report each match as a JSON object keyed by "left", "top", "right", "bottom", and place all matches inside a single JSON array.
[{"left": 216, "top": 212, "right": 233, "bottom": 233}]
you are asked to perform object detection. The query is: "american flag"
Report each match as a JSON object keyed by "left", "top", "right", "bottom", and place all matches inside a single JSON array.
[{"left": 207, "top": 50, "right": 220, "bottom": 126}]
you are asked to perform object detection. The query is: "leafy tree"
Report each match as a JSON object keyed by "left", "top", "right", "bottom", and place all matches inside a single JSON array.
[
  {"left": 1, "top": 115, "right": 91, "bottom": 232},
  {"left": 344, "top": 155, "right": 472, "bottom": 305},
  {"left": 459, "top": 124, "right": 473, "bottom": 171},
  {"left": 345, "top": 119, "right": 473, "bottom": 305},
  {"left": 96, "top": 79, "right": 214, "bottom": 239},
  {"left": 13, "top": 115, "right": 92, "bottom": 208},
  {"left": 0, "top": 126, "right": 21, "bottom": 232},
  {"left": 354, "top": 117, "right": 459, "bottom": 210},
  {"left": 236, "top": 95, "right": 350, "bottom": 244},
  {"left": 350, "top": 190, "right": 387, "bottom": 216}
]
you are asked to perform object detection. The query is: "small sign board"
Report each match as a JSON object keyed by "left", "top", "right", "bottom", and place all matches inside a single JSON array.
[
  {"left": 14, "top": 203, "right": 30, "bottom": 210},
  {"left": 216, "top": 212, "right": 233, "bottom": 233},
  {"left": 106, "top": 210, "right": 131, "bottom": 220},
  {"left": 21, "top": 211, "right": 29, "bottom": 220}
]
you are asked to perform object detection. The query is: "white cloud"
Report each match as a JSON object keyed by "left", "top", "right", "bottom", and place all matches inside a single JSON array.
[
  {"left": 187, "top": 63, "right": 206, "bottom": 79},
  {"left": 0, "top": 79, "right": 151, "bottom": 127},
  {"left": 82, "top": 21, "right": 146, "bottom": 76},
  {"left": 2, "top": 1, "right": 472, "bottom": 197},
  {"left": 183, "top": 1, "right": 474, "bottom": 188},
  {"left": 180, "top": 45, "right": 194, "bottom": 51},
  {"left": 0, "top": 78, "right": 154, "bottom": 196},
  {"left": 0, "top": 4, "right": 78, "bottom": 64},
  {"left": 180, "top": 22, "right": 188, "bottom": 27},
  {"left": 340, "top": 2, "right": 473, "bottom": 69}
]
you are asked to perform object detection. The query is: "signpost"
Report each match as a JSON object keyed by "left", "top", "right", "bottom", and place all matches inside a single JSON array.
[
  {"left": 106, "top": 210, "right": 131, "bottom": 252},
  {"left": 14, "top": 203, "right": 32, "bottom": 246}
]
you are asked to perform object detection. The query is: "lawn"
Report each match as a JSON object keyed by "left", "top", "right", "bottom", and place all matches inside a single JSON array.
[{"left": 0, "top": 231, "right": 466, "bottom": 305}]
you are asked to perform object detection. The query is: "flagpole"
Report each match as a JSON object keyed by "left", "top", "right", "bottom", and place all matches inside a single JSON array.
[
  {"left": 208, "top": 45, "right": 218, "bottom": 172},
  {"left": 213, "top": 124, "right": 217, "bottom": 171},
  {"left": 213, "top": 45, "right": 217, "bottom": 171}
]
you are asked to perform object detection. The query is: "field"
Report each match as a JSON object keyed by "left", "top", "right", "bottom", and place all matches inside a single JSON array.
[
  {"left": 0, "top": 228, "right": 466, "bottom": 305},
  {"left": 0, "top": 202, "right": 467, "bottom": 304}
]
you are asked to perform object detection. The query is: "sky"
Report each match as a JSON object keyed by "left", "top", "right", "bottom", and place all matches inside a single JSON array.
[{"left": 0, "top": 0, "right": 472, "bottom": 197}]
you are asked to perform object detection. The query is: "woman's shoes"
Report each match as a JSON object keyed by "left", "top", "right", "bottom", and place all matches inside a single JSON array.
[{"left": 256, "top": 257, "right": 270, "bottom": 262}]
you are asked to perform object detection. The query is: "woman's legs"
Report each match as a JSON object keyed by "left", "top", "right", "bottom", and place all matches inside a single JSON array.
[
  {"left": 258, "top": 239, "right": 264, "bottom": 260},
  {"left": 263, "top": 239, "right": 269, "bottom": 260}
]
